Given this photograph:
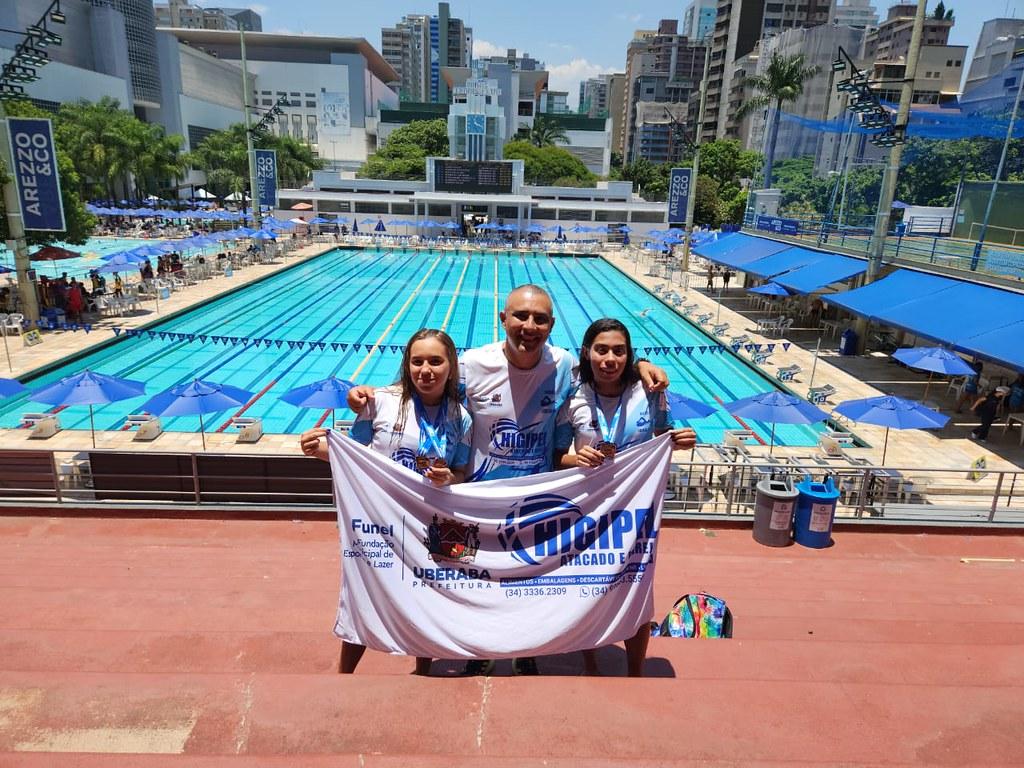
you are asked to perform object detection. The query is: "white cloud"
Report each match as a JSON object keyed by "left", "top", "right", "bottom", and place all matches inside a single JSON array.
[
  {"left": 547, "top": 59, "right": 614, "bottom": 110},
  {"left": 473, "top": 38, "right": 506, "bottom": 58}
]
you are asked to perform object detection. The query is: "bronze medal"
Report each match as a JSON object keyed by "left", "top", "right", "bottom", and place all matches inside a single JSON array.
[
  {"left": 596, "top": 441, "right": 617, "bottom": 458},
  {"left": 415, "top": 455, "right": 431, "bottom": 471}
]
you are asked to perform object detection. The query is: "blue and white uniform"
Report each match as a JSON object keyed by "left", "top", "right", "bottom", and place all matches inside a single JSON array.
[
  {"left": 555, "top": 381, "right": 669, "bottom": 454},
  {"left": 459, "top": 342, "right": 578, "bottom": 481},
  {"left": 348, "top": 386, "right": 472, "bottom": 472}
]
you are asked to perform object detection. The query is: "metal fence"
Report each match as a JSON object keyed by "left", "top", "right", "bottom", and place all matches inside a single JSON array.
[{"left": 1, "top": 447, "right": 1021, "bottom": 527}]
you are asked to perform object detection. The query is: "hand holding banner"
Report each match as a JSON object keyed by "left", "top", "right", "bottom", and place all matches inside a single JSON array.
[{"left": 328, "top": 432, "right": 673, "bottom": 659}]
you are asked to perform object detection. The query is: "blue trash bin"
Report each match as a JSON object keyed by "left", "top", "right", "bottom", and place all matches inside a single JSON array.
[
  {"left": 793, "top": 476, "right": 840, "bottom": 548},
  {"left": 839, "top": 328, "right": 858, "bottom": 356}
]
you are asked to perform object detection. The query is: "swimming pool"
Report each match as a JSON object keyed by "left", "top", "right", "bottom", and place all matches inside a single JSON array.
[{"left": 0, "top": 248, "right": 823, "bottom": 447}]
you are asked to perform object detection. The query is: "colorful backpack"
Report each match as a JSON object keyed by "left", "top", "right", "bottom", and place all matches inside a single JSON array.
[{"left": 651, "top": 593, "right": 733, "bottom": 638}]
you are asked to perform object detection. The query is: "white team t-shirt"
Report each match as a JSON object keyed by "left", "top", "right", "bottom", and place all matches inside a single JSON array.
[
  {"left": 348, "top": 386, "right": 472, "bottom": 473},
  {"left": 459, "top": 342, "right": 578, "bottom": 481},
  {"left": 555, "top": 381, "right": 669, "bottom": 453}
]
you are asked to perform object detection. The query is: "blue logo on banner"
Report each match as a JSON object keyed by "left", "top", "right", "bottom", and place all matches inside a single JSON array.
[
  {"left": 7, "top": 118, "right": 65, "bottom": 231},
  {"left": 755, "top": 215, "right": 800, "bottom": 235},
  {"left": 667, "top": 168, "right": 692, "bottom": 225},
  {"left": 254, "top": 149, "right": 277, "bottom": 211}
]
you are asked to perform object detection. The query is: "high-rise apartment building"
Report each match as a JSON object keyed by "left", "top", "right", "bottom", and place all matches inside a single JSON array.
[
  {"left": 863, "top": 3, "right": 952, "bottom": 63},
  {"left": 381, "top": 2, "right": 471, "bottom": 103},
  {"left": 154, "top": 1, "right": 263, "bottom": 31},
  {"left": 683, "top": 0, "right": 717, "bottom": 41},
  {"left": 621, "top": 20, "right": 707, "bottom": 163},
  {"left": 963, "top": 18, "right": 1024, "bottom": 93},
  {"left": 701, "top": 0, "right": 830, "bottom": 142},
  {"left": 829, "top": 0, "right": 879, "bottom": 29},
  {"left": 581, "top": 73, "right": 627, "bottom": 156}
]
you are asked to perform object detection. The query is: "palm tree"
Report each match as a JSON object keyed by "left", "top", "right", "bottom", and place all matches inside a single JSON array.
[
  {"left": 529, "top": 116, "right": 569, "bottom": 147},
  {"left": 736, "top": 52, "right": 820, "bottom": 188}
]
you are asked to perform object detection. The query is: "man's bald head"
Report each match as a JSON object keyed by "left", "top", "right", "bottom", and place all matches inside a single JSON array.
[
  {"left": 504, "top": 284, "right": 553, "bottom": 314},
  {"left": 500, "top": 284, "right": 555, "bottom": 368}
]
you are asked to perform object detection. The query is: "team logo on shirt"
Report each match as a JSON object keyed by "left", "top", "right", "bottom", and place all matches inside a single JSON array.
[
  {"left": 490, "top": 393, "right": 502, "bottom": 404},
  {"left": 497, "top": 494, "right": 583, "bottom": 565},
  {"left": 490, "top": 418, "right": 547, "bottom": 454},
  {"left": 423, "top": 514, "right": 480, "bottom": 563},
  {"left": 636, "top": 415, "right": 651, "bottom": 429}
]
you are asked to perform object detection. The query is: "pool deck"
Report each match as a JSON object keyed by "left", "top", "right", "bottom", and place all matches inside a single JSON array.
[
  {"left": 0, "top": 515, "right": 1022, "bottom": 765},
  {"left": 602, "top": 250, "right": 1024, "bottom": 474},
  {"left": 0, "top": 242, "right": 1020, "bottom": 475}
]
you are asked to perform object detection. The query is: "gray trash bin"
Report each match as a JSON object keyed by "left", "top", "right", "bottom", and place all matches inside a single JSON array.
[{"left": 752, "top": 477, "right": 798, "bottom": 547}]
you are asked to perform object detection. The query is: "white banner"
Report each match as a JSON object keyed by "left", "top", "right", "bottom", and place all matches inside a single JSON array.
[
  {"left": 328, "top": 432, "right": 673, "bottom": 659},
  {"left": 320, "top": 90, "right": 350, "bottom": 136}
]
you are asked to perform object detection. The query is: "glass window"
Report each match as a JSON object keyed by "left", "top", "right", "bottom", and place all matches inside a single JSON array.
[
  {"left": 317, "top": 200, "right": 351, "bottom": 212},
  {"left": 532, "top": 208, "right": 557, "bottom": 220},
  {"left": 306, "top": 101, "right": 317, "bottom": 108},
  {"left": 518, "top": 101, "right": 533, "bottom": 116},
  {"left": 307, "top": 115, "right": 317, "bottom": 144},
  {"left": 496, "top": 206, "right": 519, "bottom": 218},
  {"left": 629, "top": 210, "right": 666, "bottom": 223},
  {"left": 391, "top": 202, "right": 415, "bottom": 214},
  {"left": 593, "top": 210, "right": 623, "bottom": 222},
  {"left": 428, "top": 204, "right": 453, "bottom": 216},
  {"left": 355, "top": 202, "right": 389, "bottom": 214}
]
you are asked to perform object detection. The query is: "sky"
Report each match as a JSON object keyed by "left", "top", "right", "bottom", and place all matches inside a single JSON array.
[{"left": 205, "top": 0, "right": 1020, "bottom": 107}]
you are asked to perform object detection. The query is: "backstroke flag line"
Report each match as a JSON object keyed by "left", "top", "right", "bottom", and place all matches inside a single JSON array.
[{"left": 328, "top": 431, "right": 673, "bottom": 659}]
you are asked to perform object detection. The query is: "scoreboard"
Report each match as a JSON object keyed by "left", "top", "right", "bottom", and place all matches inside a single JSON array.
[{"left": 434, "top": 160, "right": 513, "bottom": 194}]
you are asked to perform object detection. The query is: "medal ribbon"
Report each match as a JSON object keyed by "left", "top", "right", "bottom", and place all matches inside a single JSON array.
[
  {"left": 413, "top": 394, "right": 448, "bottom": 460},
  {"left": 595, "top": 391, "right": 624, "bottom": 448}
]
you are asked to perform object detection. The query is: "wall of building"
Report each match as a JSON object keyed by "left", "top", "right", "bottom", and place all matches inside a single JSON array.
[{"left": 0, "top": 47, "right": 132, "bottom": 109}]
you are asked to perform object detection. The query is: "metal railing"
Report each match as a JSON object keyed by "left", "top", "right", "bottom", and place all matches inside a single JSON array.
[{"left": 1, "top": 447, "right": 1021, "bottom": 527}]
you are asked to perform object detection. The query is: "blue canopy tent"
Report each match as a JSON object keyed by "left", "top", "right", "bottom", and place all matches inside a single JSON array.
[
  {"left": 826, "top": 270, "right": 1024, "bottom": 371},
  {"left": 773, "top": 254, "right": 867, "bottom": 294}
]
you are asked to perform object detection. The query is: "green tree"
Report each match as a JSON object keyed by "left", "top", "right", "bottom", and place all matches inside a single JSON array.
[
  {"left": 735, "top": 52, "right": 821, "bottom": 187},
  {"left": 693, "top": 176, "right": 723, "bottom": 228},
  {"left": 359, "top": 119, "right": 448, "bottom": 180},
  {"left": 529, "top": 115, "right": 570, "bottom": 147},
  {"left": 503, "top": 140, "right": 594, "bottom": 186},
  {"left": 618, "top": 159, "right": 670, "bottom": 200},
  {"left": 932, "top": 1, "right": 954, "bottom": 20},
  {"left": 0, "top": 100, "right": 95, "bottom": 245},
  {"left": 55, "top": 97, "right": 136, "bottom": 199},
  {"left": 190, "top": 124, "right": 323, "bottom": 194}
]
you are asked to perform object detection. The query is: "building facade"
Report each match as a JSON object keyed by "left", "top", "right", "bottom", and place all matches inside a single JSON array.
[
  {"left": 863, "top": 4, "right": 953, "bottom": 63},
  {"left": 829, "top": 0, "right": 879, "bottom": 29},
  {"left": 746, "top": 24, "right": 866, "bottom": 159},
  {"left": 621, "top": 20, "right": 707, "bottom": 163},
  {"left": 381, "top": 2, "right": 471, "bottom": 104},
  {"left": 154, "top": 1, "right": 263, "bottom": 31},
  {"left": 702, "top": 0, "right": 831, "bottom": 142},
  {"left": 963, "top": 19, "right": 1024, "bottom": 94},
  {"left": 683, "top": 0, "right": 717, "bottom": 41},
  {"left": 281, "top": 167, "right": 667, "bottom": 236},
  {"left": 447, "top": 79, "right": 506, "bottom": 161},
  {"left": 163, "top": 29, "right": 399, "bottom": 170}
]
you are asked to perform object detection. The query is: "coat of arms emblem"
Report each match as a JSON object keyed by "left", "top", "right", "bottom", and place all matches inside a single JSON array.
[{"left": 423, "top": 514, "right": 480, "bottom": 563}]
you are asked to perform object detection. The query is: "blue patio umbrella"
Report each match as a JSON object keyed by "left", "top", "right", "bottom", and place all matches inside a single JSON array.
[
  {"left": 280, "top": 375, "right": 355, "bottom": 425},
  {"left": 0, "top": 378, "right": 26, "bottom": 397},
  {"left": 30, "top": 370, "right": 146, "bottom": 447},
  {"left": 622, "top": 232, "right": 630, "bottom": 246},
  {"left": 556, "top": 225, "right": 565, "bottom": 241},
  {"left": 618, "top": 226, "right": 632, "bottom": 233},
  {"left": 360, "top": 217, "right": 377, "bottom": 225},
  {"left": 252, "top": 230, "right": 277, "bottom": 240},
  {"left": 748, "top": 282, "right": 790, "bottom": 296},
  {"left": 834, "top": 394, "right": 947, "bottom": 463},
  {"left": 665, "top": 391, "right": 717, "bottom": 423},
  {"left": 141, "top": 378, "right": 253, "bottom": 450},
  {"left": 892, "top": 346, "right": 976, "bottom": 401},
  {"left": 440, "top": 221, "right": 460, "bottom": 230},
  {"left": 97, "top": 253, "right": 145, "bottom": 274},
  {"left": 374, "top": 218, "right": 386, "bottom": 233},
  {"left": 526, "top": 223, "right": 545, "bottom": 234},
  {"left": 351, "top": 219, "right": 359, "bottom": 234},
  {"left": 724, "top": 391, "right": 829, "bottom": 454}
]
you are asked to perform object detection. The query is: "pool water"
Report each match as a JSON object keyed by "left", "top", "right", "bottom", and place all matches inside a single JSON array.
[{"left": 0, "top": 249, "right": 823, "bottom": 447}]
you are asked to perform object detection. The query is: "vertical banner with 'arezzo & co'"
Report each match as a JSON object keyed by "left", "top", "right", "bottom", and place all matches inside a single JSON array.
[{"left": 328, "top": 432, "right": 673, "bottom": 659}]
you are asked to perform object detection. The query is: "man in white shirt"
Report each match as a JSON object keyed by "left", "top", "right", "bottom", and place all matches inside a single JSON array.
[{"left": 347, "top": 284, "right": 667, "bottom": 674}]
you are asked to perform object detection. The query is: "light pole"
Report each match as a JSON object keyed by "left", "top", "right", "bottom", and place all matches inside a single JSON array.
[
  {"left": 971, "top": 65, "right": 1024, "bottom": 270},
  {"left": 0, "top": 1, "right": 66, "bottom": 325},
  {"left": 239, "top": 27, "right": 261, "bottom": 231}
]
